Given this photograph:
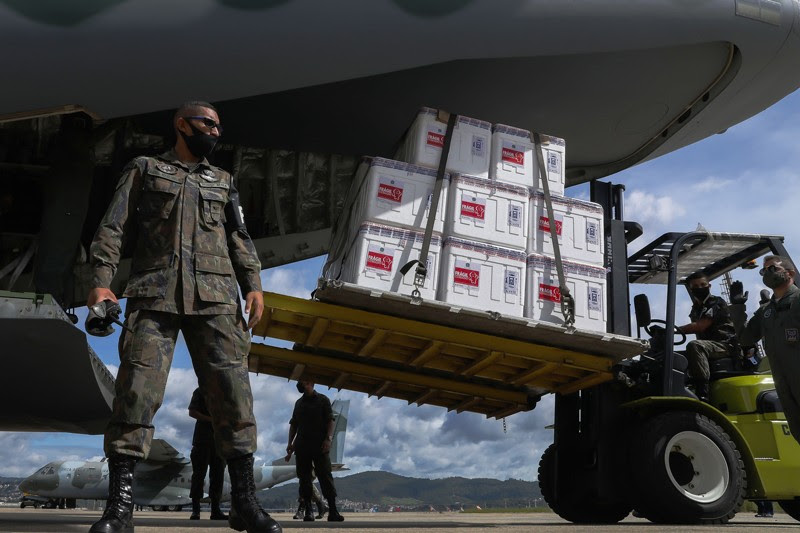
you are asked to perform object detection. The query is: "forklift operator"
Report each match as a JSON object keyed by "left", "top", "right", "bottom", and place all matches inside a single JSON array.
[{"left": 677, "top": 273, "right": 737, "bottom": 402}]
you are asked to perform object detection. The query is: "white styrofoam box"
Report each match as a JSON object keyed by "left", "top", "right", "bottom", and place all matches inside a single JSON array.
[
  {"left": 346, "top": 157, "right": 450, "bottom": 234},
  {"left": 395, "top": 107, "right": 491, "bottom": 178},
  {"left": 535, "top": 134, "right": 566, "bottom": 196},
  {"left": 438, "top": 237, "right": 527, "bottom": 317},
  {"left": 445, "top": 174, "right": 529, "bottom": 251},
  {"left": 327, "top": 223, "right": 441, "bottom": 300},
  {"left": 490, "top": 124, "right": 535, "bottom": 188},
  {"left": 525, "top": 253, "right": 607, "bottom": 332},
  {"left": 528, "top": 192, "right": 604, "bottom": 266}
]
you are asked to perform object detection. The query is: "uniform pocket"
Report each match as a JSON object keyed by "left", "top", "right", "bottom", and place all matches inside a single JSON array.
[
  {"left": 195, "top": 252, "right": 237, "bottom": 303},
  {"left": 142, "top": 170, "right": 182, "bottom": 219},
  {"left": 199, "top": 188, "right": 226, "bottom": 226}
]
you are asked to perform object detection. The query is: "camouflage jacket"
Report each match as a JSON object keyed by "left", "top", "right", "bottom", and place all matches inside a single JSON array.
[{"left": 89, "top": 150, "right": 262, "bottom": 315}]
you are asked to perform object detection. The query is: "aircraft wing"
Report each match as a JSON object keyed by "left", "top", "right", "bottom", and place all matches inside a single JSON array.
[
  {"left": 0, "top": 291, "right": 115, "bottom": 433},
  {"left": 146, "top": 439, "right": 190, "bottom": 465}
]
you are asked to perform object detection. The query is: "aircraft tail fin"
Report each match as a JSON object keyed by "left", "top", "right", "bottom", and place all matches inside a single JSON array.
[{"left": 330, "top": 399, "right": 349, "bottom": 467}]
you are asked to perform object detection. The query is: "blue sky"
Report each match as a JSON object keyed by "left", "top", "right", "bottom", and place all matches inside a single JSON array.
[{"left": 2, "top": 89, "right": 799, "bottom": 484}]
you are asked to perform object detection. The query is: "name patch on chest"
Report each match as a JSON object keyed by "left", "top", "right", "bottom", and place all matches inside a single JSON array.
[{"left": 786, "top": 328, "right": 798, "bottom": 342}]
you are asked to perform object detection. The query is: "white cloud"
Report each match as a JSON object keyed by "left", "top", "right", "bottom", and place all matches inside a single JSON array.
[
  {"left": 690, "top": 177, "right": 733, "bottom": 192},
  {"left": 625, "top": 190, "right": 686, "bottom": 226}
]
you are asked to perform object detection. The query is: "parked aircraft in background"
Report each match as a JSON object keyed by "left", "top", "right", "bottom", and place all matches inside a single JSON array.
[{"left": 18, "top": 400, "right": 349, "bottom": 510}]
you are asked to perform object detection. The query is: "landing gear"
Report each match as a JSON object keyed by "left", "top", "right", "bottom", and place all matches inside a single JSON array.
[{"left": 630, "top": 411, "right": 745, "bottom": 524}]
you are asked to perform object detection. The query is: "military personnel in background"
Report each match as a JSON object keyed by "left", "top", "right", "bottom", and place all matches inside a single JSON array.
[
  {"left": 87, "top": 101, "right": 281, "bottom": 533},
  {"left": 734, "top": 255, "right": 800, "bottom": 446},
  {"left": 286, "top": 380, "right": 344, "bottom": 522},
  {"left": 677, "top": 273, "right": 737, "bottom": 402},
  {"left": 188, "top": 388, "right": 227, "bottom": 521}
]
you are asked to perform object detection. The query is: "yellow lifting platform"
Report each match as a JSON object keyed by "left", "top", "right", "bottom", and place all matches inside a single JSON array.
[{"left": 249, "top": 282, "right": 647, "bottom": 419}]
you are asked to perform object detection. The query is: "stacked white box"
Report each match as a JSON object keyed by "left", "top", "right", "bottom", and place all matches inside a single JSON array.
[
  {"left": 490, "top": 124, "right": 535, "bottom": 188},
  {"left": 445, "top": 174, "right": 529, "bottom": 251},
  {"left": 490, "top": 125, "right": 566, "bottom": 195},
  {"left": 327, "top": 223, "right": 441, "bottom": 300},
  {"left": 438, "top": 237, "right": 526, "bottom": 317},
  {"left": 348, "top": 157, "right": 450, "bottom": 234},
  {"left": 528, "top": 192, "right": 604, "bottom": 265},
  {"left": 525, "top": 253, "right": 607, "bottom": 332},
  {"left": 535, "top": 134, "right": 567, "bottom": 196},
  {"left": 396, "top": 107, "right": 491, "bottom": 178}
]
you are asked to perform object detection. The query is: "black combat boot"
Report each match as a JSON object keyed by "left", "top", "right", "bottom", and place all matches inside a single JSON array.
[
  {"left": 327, "top": 498, "right": 344, "bottom": 522},
  {"left": 210, "top": 497, "right": 228, "bottom": 520},
  {"left": 292, "top": 501, "right": 303, "bottom": 519},
  {"left": 227, "top": 454, "right": 282, "bottom": 533},
  {"left": 89, "top": 455, "right": 137, "bottom": 533},
  {"left": 314, "top": 495, "right": 327, "bottom": 519},
  {"left": 190, "top": 498, "right": 201, "bottom": 520},
  {"left": 303, "top": 501, "right": 314, "bottom": 522}
]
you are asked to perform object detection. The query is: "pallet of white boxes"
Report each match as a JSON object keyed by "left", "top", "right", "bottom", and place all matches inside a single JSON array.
[{"left": 324, "top": 107, "right": 608, "bottom": 333}]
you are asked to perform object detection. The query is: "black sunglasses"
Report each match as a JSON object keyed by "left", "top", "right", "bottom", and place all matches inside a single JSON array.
[
  {"left": 184, "top": 115, "right": 223, "bottom": 134},
  {"left": 759, "top": 264, "right": 784, "bottom": 276}
]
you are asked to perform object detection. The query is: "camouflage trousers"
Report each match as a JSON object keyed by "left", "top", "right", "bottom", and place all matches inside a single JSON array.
[
  {"left": 686, "top": 339, "right": 733, "bottom": 381},
  {"left": 105, "top": 310, "right": 257, "bottom": 460}
]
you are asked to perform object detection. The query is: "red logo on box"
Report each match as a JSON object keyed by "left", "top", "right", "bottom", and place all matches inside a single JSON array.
[
  {"left": 454, "top": 266, "right": 480, "bottom": 287},
  {"left": 377, "top": 183, "right": 403, "bottom": 203},
  {"left": 538, "top": 216, "right": 563, "bottom": 235},
  {"left": 366, "top": 250, "right": 394, "bottom": 272},
  {"left": 502, "top": 146, "right": 525, "bottom": 166},
  {"left": 460, "top": 200, "right": 486, "bottom": 220},
  {"left": 427, "top": 131, "right": 445, "bottom": 148},
  {"left": 539, "top": 283, "right": 561, "bottom": 303}
]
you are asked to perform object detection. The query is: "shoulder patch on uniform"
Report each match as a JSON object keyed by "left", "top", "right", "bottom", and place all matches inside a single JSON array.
[
  {"left": 765, "top": 308, "right": 773, "bottom": 318},
  {"left": 787, "top": 328, "right": 798, "bottom": 342},
  {"left": 156, "top": 163, "right": 178, "bottom": 175}
]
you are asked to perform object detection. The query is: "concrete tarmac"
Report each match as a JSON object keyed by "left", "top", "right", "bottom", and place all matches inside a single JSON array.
[{"left": 0, "top": 508, "right": 796, "bottom": 533}]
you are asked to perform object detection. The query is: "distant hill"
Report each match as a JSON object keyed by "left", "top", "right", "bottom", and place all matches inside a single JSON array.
[{"left": 258, "top": 471, "right": 541, "bottom": 509}]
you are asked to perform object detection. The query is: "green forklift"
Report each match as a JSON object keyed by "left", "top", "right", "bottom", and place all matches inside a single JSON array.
[{"left": 539, "top": 182, "right": 800, "bottom": 524}]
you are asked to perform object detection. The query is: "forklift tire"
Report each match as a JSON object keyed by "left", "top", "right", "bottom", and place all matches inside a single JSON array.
[
  {"left": 777, "top": 500, "right": 800, "bottom": 522},
  {"left": 538, "top": 444, "right": 631, "bottom": 524},
  {"left": 630, "top": 411, "right": 745, "bottom": 524}
]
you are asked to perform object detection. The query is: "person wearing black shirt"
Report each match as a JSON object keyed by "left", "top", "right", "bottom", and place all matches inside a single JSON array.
[
  {"left": 286, "top": 380, "right": 344, "bottom": 522},
  {"left": 188, "top": 388, "right": 227, "bottom": 521},
  {"left": 678, "top": 273, "right": 737, "bottom": 401}
]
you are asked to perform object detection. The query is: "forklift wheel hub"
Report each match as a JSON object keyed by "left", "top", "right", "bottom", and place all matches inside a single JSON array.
[{"left": 664, "top": 430, "right": 729, "bottom": 503}]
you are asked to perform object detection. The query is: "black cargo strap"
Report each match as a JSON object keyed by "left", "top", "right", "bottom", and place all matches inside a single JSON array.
[
  {"left": 533, "top": 133, "right": 575, "bottom": 328},
  {"left": 400, "top": 111, "right": 458, "bottom": 303}
]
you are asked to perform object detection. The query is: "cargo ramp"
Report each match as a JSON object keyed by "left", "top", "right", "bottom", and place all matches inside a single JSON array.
[{"left": 249, "top": 281, "right": 647, "bottom": 418}]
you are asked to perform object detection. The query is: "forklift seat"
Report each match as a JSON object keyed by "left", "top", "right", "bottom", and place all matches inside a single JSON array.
[{"left": 709, "top": 357, "right": 757, "bottom": 380}]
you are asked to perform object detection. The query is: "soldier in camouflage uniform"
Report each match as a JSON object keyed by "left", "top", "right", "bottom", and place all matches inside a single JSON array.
[
  {"left": 678, "top": 272, "right": 738, "bottom": 402},
  {"left": 735, "top": 256, "right": 800, "bottom": 446},
  {"left": 87, "top": 102, "right": 281, "bottom": 533}
]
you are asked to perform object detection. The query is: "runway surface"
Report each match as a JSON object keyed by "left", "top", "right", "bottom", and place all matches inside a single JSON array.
[{"left": 0, "top": 508, "right": 796, "bottom": 532}]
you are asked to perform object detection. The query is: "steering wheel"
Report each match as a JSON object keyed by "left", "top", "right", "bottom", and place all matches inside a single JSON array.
[{"left": 645, "top": 319, "right": 687, "bottom": 345}]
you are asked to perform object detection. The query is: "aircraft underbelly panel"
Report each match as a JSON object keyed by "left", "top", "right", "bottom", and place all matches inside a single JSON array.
[{"left": 0, "top": 292, "right": 115, "bottom": 433}]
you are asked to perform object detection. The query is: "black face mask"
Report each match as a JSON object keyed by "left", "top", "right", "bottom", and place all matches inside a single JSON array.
[
  {"left": 690, "top": 286, "right": 710, "bottom": 301},
  {"left": 763, "top": 269, "right": 789, "bottom": 289},
  {"left": 180, "top": 122, "right": 218, "bottom": 158},
  {"left": 296, "top": 382, "right": 305, "bottom": 394}
]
